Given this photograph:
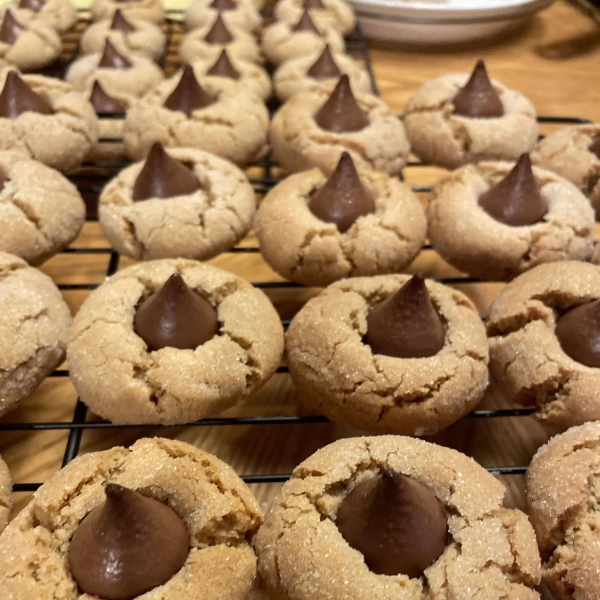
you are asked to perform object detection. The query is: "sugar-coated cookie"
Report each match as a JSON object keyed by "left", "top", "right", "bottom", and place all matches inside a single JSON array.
[
  {"left": 185, "top": 0, "right": 261, "bottom": 33},
  {"left": 0, "top": 0, "right": 77, "bottom": 33},
  {"left": 0, "top": 455, "right": 11, "bottom": 534},
  {"left": 274, "top": 0, "right": 356, "bottom": 36}
]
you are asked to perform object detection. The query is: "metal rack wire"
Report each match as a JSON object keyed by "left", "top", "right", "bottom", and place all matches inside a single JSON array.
[{"left": 4, "top": 11, "right": 593, "bottom": 495}]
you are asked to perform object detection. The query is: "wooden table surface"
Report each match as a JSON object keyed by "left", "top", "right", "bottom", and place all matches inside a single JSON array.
[{"left": 1, "top": 0, "right": 599, "bottom": 557}]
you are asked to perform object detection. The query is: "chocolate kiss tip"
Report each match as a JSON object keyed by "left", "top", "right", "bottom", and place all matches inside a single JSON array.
[
  {"left": 18, "top": 0, "right": 45, "bottom": 12},
  {"left": 364, "top": 274, "right": 445, "bottom": 359},
  {"left": 0, "top": 71, "right": 54, "bottom": 118},
  {"left": 207, "top": 49, "right": 240, "bottom": 79},
  {"left": 292, "top": 8, "right": 319, "bottom": 33},
  {"left": 210, "top": 0, "right": 236, "bottom": 11},
  {"left": 307, "top": 45, "right": 342, "bottom": 80},
  {"left": 589, "top": 136, "right": 600, "bottom": 160},
  {"left": 68, "top": 483, "right": 189, "bottom": 600},
  {"left": 309, "top": 151, "right": 374, "bottom": 232},
  {"left": 314, "top": 74, "right": 369, "bottom": 133},
  {"left": 132, "top": 141, "right": 201, "bottom": 201},
  {"left": 556, "top": 298, "right": 600, "bottom": 368},
  {"left": 0, "top": 10, "right": 25, "bottom": 45},
  {"left": 110, "top": 9, "right": 135, "bottom": 32},
  {"left": 133, "top": 273, "right": 219, "bottom": 351},
  {"left": 204, "top": 13, "right": 233, "bottom": 44},
  {"left": 452, "top": 59, "right": 504, "bottom": 119},
  {"left": 478, "top": 153, "right": 547, "bottom": 227},
  {"left": 163, "top": 64, "right": 215, "bottom": 116},
  {"left": 336, "top": 471, "right": 448, "bottom": 578},
  {"left": 99, "top": 39, "right": 133, "bottom": 69},
  {"left": 89, "top": 80, "right": 126, "bottom": 114}
]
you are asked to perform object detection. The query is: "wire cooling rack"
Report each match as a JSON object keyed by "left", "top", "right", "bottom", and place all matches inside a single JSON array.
[{"left": 4, "top": 11, "right": 593, "bottom": 495}]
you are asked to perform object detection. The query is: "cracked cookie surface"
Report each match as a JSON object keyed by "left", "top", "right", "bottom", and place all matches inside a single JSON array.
[
  {"left": 0, "top": 151, "right": 85, "bottom": 265},
  {"left": 256, "top": 435, "right": 541, "bottom": 600},
  {"left": 404, "top": 73, "right": 538, "bottom": 169},
  {"left": 0, "top": 0, "right": 77, "bottom": 32},
  {"left": 270, "top": 84, "right": 410, "bottom": 175},
  {"left": 90, "top": 0, "right": 165, "bottom": 23},
  {"left": 67, "top": 259, "right": 284, "bottom": 424},
  {"left": 99, "top": 147, "right": 257, "bottom": 260},
  {"left": 185, "top": 0, "right": 261, "bottom": 33},
  {"left": 274, "top": 0, "right": 355, "bottom": 35},
  {"left": 0, "top": 454, "right": 11, "bottom": 534},
  {"left": 0, "top": 252, "right": 71, "bottom": 417},
  {"left": 487, "top": 261, "right": 600, "bottom": 430},
  {"left": 526, "top": 422, "right": 600, "bottom": 600},
  {"left": 428, "top": 162, "right": 595, "bottom": 281},
  {"left": 123, "top": 73, "right": 269, "bottom": 166},
  {"left": 255, "top": 166, "right": 426, "bottom": 286},
  {"left": 286, "top": 275, "right": 489, "bottom": 436},
  {"left": 0, "top": 437, "right": 263, "bottom": 600}
]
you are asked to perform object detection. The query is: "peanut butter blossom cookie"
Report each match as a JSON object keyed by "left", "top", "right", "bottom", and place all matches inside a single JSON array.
[
  {"left": 0, "top": 0, "right": 77, "bottom": 33},
  {"left": 0, "top": 455, "right": 11, "bottom": 534},
  {"left": 185, "top": 0, "right": 262, "bottom": 33},
  {"left": 427, "top": 154, "right": 595, "bottom": 281},
  {"left": 256, "top": 436, "right": 542, "bottom": 600},
  {"left": 0, "top": 437, "right": 263, "bottom": 600},
  {"left": 271, "top": 74, "right": 410, "bottom": 175},
  {"left": 90, "top": 0, "right": 165, "bottom": 23},
  {"left": 255, "top": 152, "right": 426, "bottom": 286},
  {"left": 404, "top": 60, "right": 538, "bottom": 169},
  {"left": 274, "top": 0, "right": 356, "bottom": 35},
  {"left": 286, "top": 274, "right": 489, "bottom": 436},
  {"left": 99, "top": 142, "right": 257, "bottom": 260},
  {"left": 67, "top": 259, "right": 284, "bottom": 424}
]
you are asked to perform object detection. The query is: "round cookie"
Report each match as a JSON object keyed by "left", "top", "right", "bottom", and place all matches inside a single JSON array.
[
  {"left": 531, "top": 124, "right": 600, "bottom": 217},
  {"left": 255, "top": 155, "right": 426, "bottom": 286},
  {"left": 67, "top": 259, "right": 285, "bottom": 424},
  {"left": 526, "top": 422, "right": 600, "bottom": 600},
  {"left": 286, "top": 274, "right": 489, "bottom": 436},
  {"left": 271, "top": 76, "right": 410, "bottom": 175},
  {"left": 274, "top": 0, "right": 356, "bottom": 36},
  {"left": 0, "top": 72, "right": 99, "bottom": 173},
  {"left": 0, "top": 10, "right": 61, "bottom": 72},
  {"left": 256, "top": 435, "right": 542, "bottom": 600},
  {"left": 0, "top": 0, "right": 77, "bottom": 33},
  {"left": 123, "top": 67, "right": 269, "bottom": 166},
  {"left": 80, "top": 12, "right": 166, "bottom": 61},
  {"left": 0, "top": 455, "right": 11, "bottom": 534},
  {"left": 179, "top": 16, "right": 261, "bottom": 65},
  {"left": 99, "top": 145, "right": 257, "bottom": 260},
  {"left": 427, "top": 159, "right": 595, "bottom": 281},
  {"left": 404, "top": 62, "right": 538, "bottom": 169},
  {"left": 90, "top": 0, "right": 165, "bottom": 23},
  {"left": 0, "top": 252, "right": 71, "bottom": 418},
  {"left": 0, "top": 152, "right": 85, "bottom": 265},
  {"left": 273, "top": 45, "right": 371, "bottom": 102},
  {"left": 487, "top": 261, "right": 600, "bottom": 430},
  {"left": 0, "top": 437, "right": 263, "bottom": 600},
  {"left": 65, "top": 42, "right": 164, "bottom": 99},
  {"left": 185, "top": 0, "right": 261, "bottom": 33}
]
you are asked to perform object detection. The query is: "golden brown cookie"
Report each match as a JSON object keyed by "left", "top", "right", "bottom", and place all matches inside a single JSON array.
[
  {"left": 286, "top": 274, "right": 489, "bottom": 436},
  {"left": 255, "top": 160, "right": 426, "bottom": 286},
  {"left": 185, "top": 0, "right": 261, "bottom": 33},
  {"left": 532, "top": 124, "right": 600, "bottom": 218},
  {"left": 0, "top": 0, "right": 77, "bottom": 33},
  {"left": 404, "top": 71, "right": 538, "bottom": 169},
  {"left": 428, "top": 160, "right": 595, "bottom": 281},
  {"left": 274, "top": 0, "right": 356, "bottom": 35},
  {"left": 123, "top": 68, "right": 269, "bottom": 166},
  {"left": 99, "top": 146, "right": 257, "bottom": 260},
  {"left": 526, "top": 422, "right": 600, "bottom": 600},
  {"left": 0, "top": 455, "right": 11, "bottom": 534},
  {"left": 487, "top": 261, "right": 600, "bottom": 430},
  {"left": 68, "top": 259, "right": 285, "bottom": 424},
  {"left": 0, "top": 152, "right": 85, "bottom": 265},
  {"left": 90, "top": 0, "right": 165, "bottom": 23},
  {"left": 0, "top": 437, "right": 263, "bottom": 600},
  {"left": 0, "top": 252, "right": 71, "bottom": 418},
  {"left": 256, "top": 435, "right": 541, "bottom": 600}
]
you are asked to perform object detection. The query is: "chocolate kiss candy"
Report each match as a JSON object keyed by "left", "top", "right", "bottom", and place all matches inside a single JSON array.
[
  {"left": 204, "top": 14, "right": 233, "bottom": 44},
  {"left": 18, "top": 0, "right": 44, "bottom": 12},
  {"left": 0, "top": 10, "right": 25, "bottom": 45},
  {"left": 307, "top": 45, "right": 341, "bottom": 80},
  {"left": 336, "top": 471, "right": 448, "bottom": 577},
  {"left": 292, "top": 8, "right": 319, "bottom": 33},
  {"left": 452, "top": 59, "right": 504, "bottom": 119},
  {"left": 68, "top": 484, "right": 189, "bottom": 600},
  {"left": 364, "top": 274, "right": 445, "bottom": 358},
  {"left": 309, "top": 152, "right": 374, "bottom": 232},
  {"left": 110, "top": 9, "right": 135, "bottom": 32},
  {"left": 589, "top": 136, "right": 600, "bottom": 159},
  {"left": 207, "top": 49, "right": 240, "bottom": 79},
  {"left": 210, "top": 0, "right": 236, "bottom": 11},
  {"left": 478, "top": 154, "right": 547, "bottom": 227},
  {"left": 304, "top": 0, "right": 326, "bottom": 9},
  {"left": 89, "top": 80, "right": 125, "bottom": 114},
  {"left": 0, "top": 71, "right": 54, "bottom": 118},
  {"left": 164, "top": 65, "right": 215, "bottom": 116},
  {"left": 132, "top": 142, "right": 201, "bottom": 201},
  {"left": 314, "top": 75, "right": 368, "bottom": 133},
  {"left": 99, "top": 39, "right": 133, "bottom": 69},
  {"left": 134, "top": 273, "right": 218, "bottom": 351},
  {"left": 555, "top": 299, "right": 600, "bottom": 368}
]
